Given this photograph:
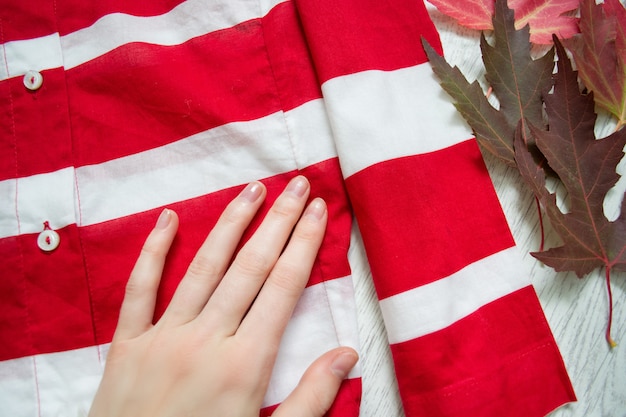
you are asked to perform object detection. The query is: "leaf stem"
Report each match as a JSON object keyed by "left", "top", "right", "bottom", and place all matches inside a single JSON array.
[
  {"left": 605, "top": 267, "right": 617, "bottom": 348},
  {"left": 486, "top": 86, "right": 493, "bottom": 99}
]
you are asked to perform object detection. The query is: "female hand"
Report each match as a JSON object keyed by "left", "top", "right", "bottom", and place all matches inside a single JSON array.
[{"left": 88, "top": 176, "right": 358, "bottom": 417}]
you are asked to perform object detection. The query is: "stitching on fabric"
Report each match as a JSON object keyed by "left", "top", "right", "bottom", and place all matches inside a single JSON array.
[
  {"left": 257, "top": 2, "right": 359, "bottom": 407},
  {"left": 257, "top": 1, "right": 301, "bottom": 171},
  {"left": 412, "top": 341, "right": 557, "bottom": 403},
  {"left": 32, "top": 356, "right": 42, "bottom": 417},
  {"left": 1, "top": 14, "right": 37, "bottom": 374},
  {"left": 321, "top": 277, "right": 362, "bottom": 408},
  {"left": 306, "top": 205, "right": 352, "bottom": 403},
  {"left": 0, "top": 17, "right": 21, "bottom": 236},
  {"left": 51, "top": 0, "right": 101, "bottom": 362},
  {"left": 54, "top": 0, "right": 97, "bottom": 355},
  {"left": 312, "top": 236, "right": 356, "bottom": 405},
  {"left": 74, "top": 174, "right": 102, "bottom": 362},
  {"left": 0, "top": 18, "right": 12, "bottom": 79}
]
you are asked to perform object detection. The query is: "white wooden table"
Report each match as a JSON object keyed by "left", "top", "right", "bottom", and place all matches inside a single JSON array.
[{"left": 350, "top": 5, "right": 626, "bottom": 416}]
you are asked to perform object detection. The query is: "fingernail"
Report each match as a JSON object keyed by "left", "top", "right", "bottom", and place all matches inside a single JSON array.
[
  {"left": 304, "top": 198, "right": 326, "bottom": 220},
  {"left": 330, "top": 350, "right": 358, "bottom": 379},
  {"left": 286, "top": 176, "right": 308, "bottom": 198},
  {"left": 241, "top": 181, "right": 263, "bottom": 203},
  {"left": 155, "top": 209, "right": 171, "bottom": 229}
]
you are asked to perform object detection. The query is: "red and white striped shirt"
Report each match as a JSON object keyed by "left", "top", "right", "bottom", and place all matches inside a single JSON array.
[{"left": 0, "top": 0, "right": 575, "bottom": 415}]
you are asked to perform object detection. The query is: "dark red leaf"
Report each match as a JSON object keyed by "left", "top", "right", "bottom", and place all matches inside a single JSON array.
[{"left": 515, "top": 38, "right": 626, "bottom": 346}]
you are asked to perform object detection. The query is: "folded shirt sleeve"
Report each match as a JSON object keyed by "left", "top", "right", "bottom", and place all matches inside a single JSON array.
[{"left": 294, "top": 0, "right": 577, "bottom": 415}]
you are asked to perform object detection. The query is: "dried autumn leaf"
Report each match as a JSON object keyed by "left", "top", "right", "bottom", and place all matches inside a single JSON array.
[
  {"left": 423, "top": 0, "right": 554, "bottom": 166},
  {"left": 604, "top": 0, "right": 626, "bottom": 61},
  {"left": 563, "top": 0, "right": 626, "bottom": 129},
  {"left": 515, "top": 37, "right": 626, "bottom": 346},
  {"left": 426, "top": 0, "right": 579, "bottom": 44}
]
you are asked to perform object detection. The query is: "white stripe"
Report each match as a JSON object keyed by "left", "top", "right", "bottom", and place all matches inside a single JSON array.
[
  {"left": 263, "top": 276, "right": 361, "bottom": 407},
  {"left": 286, "top": 99, "right": 339, "bottom": 169},
  {"left": 259, "top": 0, "right": 289, "bottom": 15},
  {"left": 322, "top": 63, "right": 473, "bottom": 178},
  {"left": 76, "top": 99, "right": 336, "bottom": 226},
  {"left": 0, "top": 277, "right": 360, "bottom": 414},
  {"left": 0, "top": 167, "right": 77, "bottom": 238},
  {"left": 0, "top": 0, "right": 288, "bottom": 80},
  {"left": 75, "top": 113, "right": 294, "bottom": 227},
  {"left": 0, "top": 99, "right": 336, "bottom": 238},
  {"left": 0, "top": 345, "right": 105, "bottom": 417},
  {"left": 0, "top": 179, "right": 17, "bottom": 236},
  {"left": 0, "top": 356, "right": 38, "bottom": 417},
  {"left": 2, "top": 34, "right": 64, "bottom": 78},
  {"left": 378, "top": 247, "right": 530, "bottom": 345}
]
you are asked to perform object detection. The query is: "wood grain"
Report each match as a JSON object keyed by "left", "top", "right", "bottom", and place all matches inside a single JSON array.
[{"left": 350, "top": 5, "right": 626, "bottom": 416}]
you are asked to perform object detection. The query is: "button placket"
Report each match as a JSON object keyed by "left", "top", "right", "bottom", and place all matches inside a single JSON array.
[{"left": 6, "top": 34, "right": 77, "bottom": 255}]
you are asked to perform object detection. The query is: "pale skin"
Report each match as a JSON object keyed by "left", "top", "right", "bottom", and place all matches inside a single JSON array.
[{"left": 88, "top": 176, "right": 358, "bottom": 417}]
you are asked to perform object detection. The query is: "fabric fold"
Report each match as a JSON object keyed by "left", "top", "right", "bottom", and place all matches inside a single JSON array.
[{"left": 295, "top": 0, "right": 576, "bottom": 415}]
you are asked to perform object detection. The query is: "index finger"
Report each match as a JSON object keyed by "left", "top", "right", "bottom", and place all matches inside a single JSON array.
[
  {"left": 114, "top": 209, "right": 179, "bottom": 341},
  {"left": 237, "top": 198, "right": 327, "bottom": 343}
]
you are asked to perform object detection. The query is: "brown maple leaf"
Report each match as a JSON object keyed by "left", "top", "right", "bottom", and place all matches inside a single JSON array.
[
  {"left": 563, "top": 0, "right": 626, "bottom": 130},
  {"left": 423, "top": 0, "right": 554, "bottom": 166},
  {"left": 426, "top": 0, "right": 579, "bottom": 44},
  {"left": 515, "top": 37, "right": 626, "bottom": 347}
]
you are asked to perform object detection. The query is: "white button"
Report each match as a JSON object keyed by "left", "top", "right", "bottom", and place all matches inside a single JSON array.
[
  {"left": 37, "top": 229, "right": 60, "bottom": 252},
  {"left": 23, "top": 70, "right": 43, "bottom": 91}
]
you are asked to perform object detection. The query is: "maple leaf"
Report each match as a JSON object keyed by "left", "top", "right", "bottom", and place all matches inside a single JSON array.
[
  {"left": 514, "top": 37, "right": 626, "bottom": 347},
  {"left": 423, "top": 0, "right": 554, "bottom": 166},
  {"left": 563, "top": 0, "right": 626, "bottom": 130},
  {"left": 426, "top": 0, "right": 579, "bottom": 44},
  {"left": 604, "top": 0, "right": 626, "bottom": 63}
]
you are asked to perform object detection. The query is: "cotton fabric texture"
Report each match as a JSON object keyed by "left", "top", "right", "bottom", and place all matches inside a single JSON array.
[{"left": 0, "top": 0, "right": 576, "bottom": 416}]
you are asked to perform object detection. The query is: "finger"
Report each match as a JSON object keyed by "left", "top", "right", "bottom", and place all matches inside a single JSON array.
[
  {"left": 114, "top": 208, "right": 179, "bottom": 341},
  {"left": 199, "top": 175, "right": 310, "bottom": 333},
  {"left": 237, "top": 198, "right": 327, "bottom": 342},
  {"left": 161, "top": 182, "right": 266, "bottom": 325},
  {"left": 272, "top": 347, "right": 359, "bottom": 417}
]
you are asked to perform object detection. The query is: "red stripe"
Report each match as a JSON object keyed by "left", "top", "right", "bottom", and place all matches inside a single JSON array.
[
  {"left": 0, "top": 1, "right": 58, "bottom": 42},
  {"left": 0, "top": 225, "right": 95, "bottom": 361},
  {"left": 0, "top": 81, "right": 16, "bottom": 178},
  {"left": 1, "top": 2, "right": 321, "bottom": 180},
  {"left": 262, "top": 3, "right": 322, "bottom": 113},
  {"left": 345, "top": 140, "right": 515, "bottom": 300},
  {"left": 295, "top": 0, "right": 442, "bottom": 84},
  {"left": 0, "top": 159, "right": 351, "bottom": 359},
  {"left": 391, "top": 287, "right": 576, "bottom": 417},
  {"left": 0, "top": 0, "right": 185, "bottom": 42},
  {"left": 0, "top": 236, "right": 31, "bottom": 360},
  {"left": 1, "top": 68, "right": 74, "bottom": 180},
  {"left": 324, "top": 377, "right": 362, "bottom": 417},
  {"left": 259, "top": 377, "right": 362, "bottom": 417},
  {"left": 67, "top": 2, "right": 320, "bottom": 169}
]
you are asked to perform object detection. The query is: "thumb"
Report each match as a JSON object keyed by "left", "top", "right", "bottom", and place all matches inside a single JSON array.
[{"left": 272, "top": 347, "right": 358, "bottom": 417}]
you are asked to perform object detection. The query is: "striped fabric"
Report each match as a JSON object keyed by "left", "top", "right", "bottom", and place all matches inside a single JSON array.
[{"left": 0, "top": 0, "right": 575, "bottom": 416}]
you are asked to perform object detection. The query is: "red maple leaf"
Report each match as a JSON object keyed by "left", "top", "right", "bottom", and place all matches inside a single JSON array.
[{"left": 427, "top": 0, "right": 579, "bottom": 44}]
